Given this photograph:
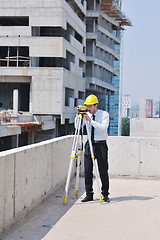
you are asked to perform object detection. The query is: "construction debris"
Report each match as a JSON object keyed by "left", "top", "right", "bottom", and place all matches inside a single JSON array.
[
  {"left": 0, "top": 109, "right": 42, "bottom": 132},
  {"left": 0, "top": 109, "right": 14, "bottom": 123}
]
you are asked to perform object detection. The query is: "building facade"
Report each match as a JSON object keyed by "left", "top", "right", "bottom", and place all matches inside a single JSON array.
[
  {"left": 86, "top": 0, "right": 119, "bottom": 110},
  {"left": 0, "top": 0, "right": 130, "bottom": 151},
  {"left": 0, "top": 0, "right": 87, "bottom": 150},
  {"left": 107, "top": 43, "right": 121, "bottom": 135},
  {"left": 131, "top": 104, "right": 139, "bottom": 118},
  {"left": 105, "top": 0, "right": 131, "bottom": 136},
  {"left": 139, "top": 98, "right": 153, "bottom": 118},
  {"left": 121, "top": 94, "right": 131, "bottom": 118}
]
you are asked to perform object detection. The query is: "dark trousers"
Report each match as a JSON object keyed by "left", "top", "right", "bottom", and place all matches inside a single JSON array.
[{"left": 84, "top": 141, "right": 109, "bottom": 197}]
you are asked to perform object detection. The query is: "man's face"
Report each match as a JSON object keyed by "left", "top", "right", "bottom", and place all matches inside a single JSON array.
[{"left": 86, "top": 104, "right": 97, "bottom": 114}]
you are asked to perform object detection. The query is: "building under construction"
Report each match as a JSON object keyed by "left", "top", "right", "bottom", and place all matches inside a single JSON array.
[{"left": 0, "top": 0, "right": 131, "bottom": 151}]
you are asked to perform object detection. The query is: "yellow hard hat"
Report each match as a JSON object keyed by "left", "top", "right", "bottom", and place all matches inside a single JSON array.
[{"left": 84, "top": 94, "right": 98, "bottom": 105}]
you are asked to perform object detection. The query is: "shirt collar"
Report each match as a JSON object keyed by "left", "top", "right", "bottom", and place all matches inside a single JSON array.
[{"left": 94, "top": 109, "right": 99, "bottom": 116}]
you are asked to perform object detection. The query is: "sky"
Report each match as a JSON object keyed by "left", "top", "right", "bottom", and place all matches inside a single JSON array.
[{"left": 121, "top": 0, "right": 160, "bottom": 106}]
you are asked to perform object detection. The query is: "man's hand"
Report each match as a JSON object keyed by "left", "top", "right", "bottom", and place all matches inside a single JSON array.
[{"left": 85, "top": 113, "right": 91, "bottom": 122}]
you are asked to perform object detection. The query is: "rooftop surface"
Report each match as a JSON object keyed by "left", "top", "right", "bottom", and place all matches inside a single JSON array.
[{"left": 0, "top": 177, "right": 160, "bottom": 240}]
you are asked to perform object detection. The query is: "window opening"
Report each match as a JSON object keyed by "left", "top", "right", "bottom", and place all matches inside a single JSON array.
[
  {"left": 0, "top": 46, "right": 30, "bottom": 67},
  {"left": 0, "top": 17, "right": 29, "bottom": 26},
  {"left": 0, "top": 82, "right": 30, "bottom": 111},
  {"left": 65, "top": 88, "right": 74, "bottom": 106}
]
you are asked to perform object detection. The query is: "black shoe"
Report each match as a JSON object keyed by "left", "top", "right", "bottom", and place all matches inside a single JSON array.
[
  {"left": 103, "top": 196, "right": 111, "bottom": 202},
  {"left": 81, "top": 195, "right": 93, "bottom": 202}
]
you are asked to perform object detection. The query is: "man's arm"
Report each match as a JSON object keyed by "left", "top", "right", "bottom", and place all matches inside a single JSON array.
[{"left": 91, "top": 111, "right": 109, "bottom": 131}]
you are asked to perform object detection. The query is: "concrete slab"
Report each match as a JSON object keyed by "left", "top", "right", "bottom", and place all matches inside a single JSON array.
[
  {"left": 43, "top": 178, "right": 160, "bottom": 240},
  {"left": 0, "top": 178, "right": 160, "bottom": 240}
]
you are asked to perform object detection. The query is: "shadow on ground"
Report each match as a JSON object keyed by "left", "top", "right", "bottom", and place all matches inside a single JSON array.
[
  {"left": 0, "top": 178, "right": 85, "bottom": 240},
  {"left": 111, "top": 195, "right": 154, "bottom": 203}
]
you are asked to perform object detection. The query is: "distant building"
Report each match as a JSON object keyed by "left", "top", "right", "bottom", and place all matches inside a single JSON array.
[
  {"left": 121, "top": 94, "right": 131, "bottom": 118},
  {"left": 153, "top": 101, "right": 160, "bottom": 117},
  {"left": 131, "top": 104, "right": 139, "bottom": 118},
  {"left": 139, "top": 98, "right": 153, "bottom": 118}
]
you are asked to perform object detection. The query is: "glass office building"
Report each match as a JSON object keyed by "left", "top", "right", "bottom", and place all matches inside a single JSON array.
[
  {"left": 107, "top": 39, "right": 121, "bottom": 136},
  {"left": 106, "top": 0, "right": 129, "bottom": 136}
]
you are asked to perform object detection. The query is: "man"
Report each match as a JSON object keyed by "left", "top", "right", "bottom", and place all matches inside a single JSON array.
[{"left": 77, "top": 94, "right": 110, "bottom": 203}]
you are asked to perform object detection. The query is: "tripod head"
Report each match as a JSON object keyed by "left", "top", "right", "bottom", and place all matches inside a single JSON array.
[
  {"left": 77, "top": 106, "right": 88, "bottom": 119},
  {"left": 77, "top": 105, "right": 88, "bottom": 114}
]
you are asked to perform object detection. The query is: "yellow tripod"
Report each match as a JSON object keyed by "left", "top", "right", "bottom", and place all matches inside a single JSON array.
[{"left": 63, "top": 113, "right": 103, "bottom": 204}]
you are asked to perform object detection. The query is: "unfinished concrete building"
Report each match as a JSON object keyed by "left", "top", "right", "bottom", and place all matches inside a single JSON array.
[
  {"left": 0, "top": 0, "right": 86, "bottom": 150},
  {"left": 0, "top": 0, "right": 131, "bottom": 151},
  {"left": 85, "top": 0, "right": 131, "bottom": 110}
]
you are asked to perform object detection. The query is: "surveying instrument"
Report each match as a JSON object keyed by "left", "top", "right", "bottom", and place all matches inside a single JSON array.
[{"left": 63, "top": 106, "right": 103, "bottom": 204}]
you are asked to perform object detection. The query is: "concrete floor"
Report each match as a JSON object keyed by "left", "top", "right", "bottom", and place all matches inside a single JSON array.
[{"left": 0, "top": 177, "right": 160, "bottom": 240}]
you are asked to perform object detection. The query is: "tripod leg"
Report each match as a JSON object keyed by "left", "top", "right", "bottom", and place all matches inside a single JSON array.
[
  {"left": 85, "top": 120, "right": 103, "bottom": 204},
  {"left": 75, "top": 153, "right": 81, "bottom": 198},
  {"left": 63, "top": 116, "right": 82, "bottom": 204},
  {"left": 93, "top": 160, "right": 103, "bottom": 204},
  {"left": 63, "top": 157, "right": 75, "bottom": 204},
  {"left": 75, "top": 116, "right": 85, "bottom": 198}
]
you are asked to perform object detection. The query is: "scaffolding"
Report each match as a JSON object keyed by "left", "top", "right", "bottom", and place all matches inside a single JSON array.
[{"left": 101, "top": 0, "right": 132, "bottom": 27}]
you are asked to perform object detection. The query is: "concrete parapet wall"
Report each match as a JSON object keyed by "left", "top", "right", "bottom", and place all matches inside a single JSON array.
[
  {"left": 108, "top": 136, "right": 160, "bottom": 178},
  {"left": 0, "top": 136, "right": 74, "bottom": 233},
  {"left": 1, "top": 135, "right": 160, "bottom": 232}
]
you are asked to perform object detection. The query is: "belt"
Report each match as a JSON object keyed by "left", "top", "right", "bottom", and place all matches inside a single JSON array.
[{"left": 91, "top": 140, "right": 106, "bottom": 144}]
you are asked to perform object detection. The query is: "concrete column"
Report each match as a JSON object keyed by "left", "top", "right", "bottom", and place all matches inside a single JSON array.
[
  {"left": 16, "top": 134, "right": 19, "bottom": 148},
  {"left": 29, "top": 82, "right": 32, "bottom": 113},
  {"left": 28, "top": 132, "right": 34, "bottom": 144},
  {"left": 7, "top": 46, "right": 9, "bottom": 67},
  {"left": 108, "top": 94, "right": 110, "bottom": 113},
  {"left": 93, "top": 19, "right": 96, "bottom": 32},
  {"left": 31, "top": 57, "right": 39, "bottom": 67},
  {"left": 107, "top": 94, "right": 111, "bottom": 136},
  {"left": 92, "top": 62, "right": 94, "bottom": 77},
  {"left": 92, "top": 41, "right": 95, "bottom": 56},
  {"left": 17, "top": 47, "right": 19, "bottom": 67},
  {"left": 93, "top": 0, "right": 96, "bottom": 10},
  {"left": 13, "top": 89, "right": 18, "bottom": 117},
  {"left": 11, "top": 135, "right": 17, "bottom": 148}
]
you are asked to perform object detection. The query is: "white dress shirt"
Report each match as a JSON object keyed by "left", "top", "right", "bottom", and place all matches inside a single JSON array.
[
  {"left": 87, "top": 109, "right": 109, "bottom": 141},
  {"left": 75, "top": 109, "right": 109, "bottom": 141}
]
